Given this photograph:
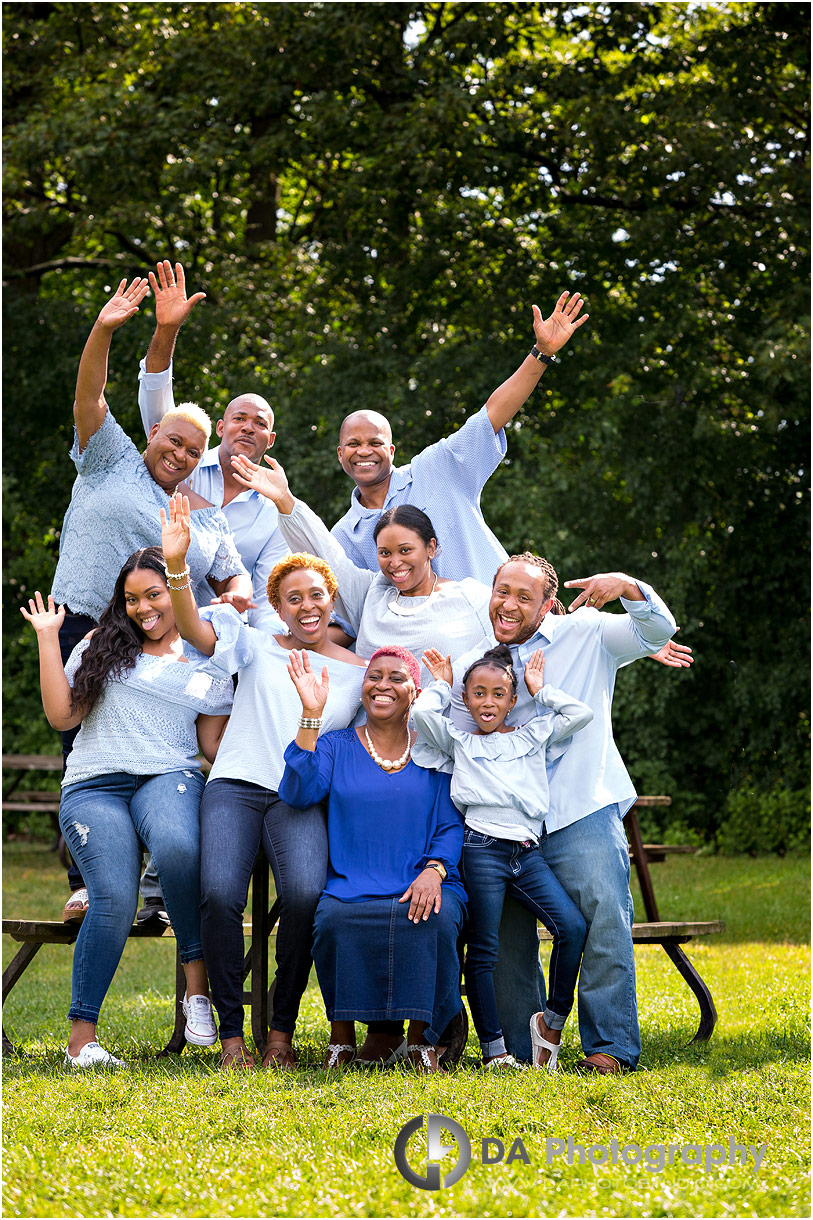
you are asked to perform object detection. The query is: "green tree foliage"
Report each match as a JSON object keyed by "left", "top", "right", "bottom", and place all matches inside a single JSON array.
[{"left": 3, "top": 3, "right": 809, "bottom": 840}]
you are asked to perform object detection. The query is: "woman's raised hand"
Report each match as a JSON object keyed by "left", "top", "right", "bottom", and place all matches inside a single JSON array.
[
  {"left": 160, "top": 492, "right": 192, "bottom": 569},
  {"left": 96, "top": 278, "right": 150, "bottom": 331},
  {"left": 287, "top": 649, "right": 330, "bottom": 717},
  {"left": 524, "top": 648, "right": 546, "bottom": 696},
  {"left": 148, "top": 260, "right": 206, "bottom": 330},
  {"left": 20, "top": 591, "right": 66, "bottom": 634},
  {"left": 231, "top": 454, "right": 291, "bottom": 505},
  {"left": 422, "top": 648, "right": 453, "bottom": 687}
]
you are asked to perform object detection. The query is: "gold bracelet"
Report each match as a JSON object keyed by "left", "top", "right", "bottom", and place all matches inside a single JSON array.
[{"left": 298, "top": 716, "right": 323, "bottom": 730}]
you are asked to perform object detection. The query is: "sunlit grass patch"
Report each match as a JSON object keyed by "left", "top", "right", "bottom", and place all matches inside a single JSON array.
[{"left": 3, "top": 843, "right": 809, "bottom": 1217}]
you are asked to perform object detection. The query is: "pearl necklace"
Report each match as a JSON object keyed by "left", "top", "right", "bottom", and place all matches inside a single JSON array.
[{"left": 364, "top": 725, "right": 411, "bottom": 772}]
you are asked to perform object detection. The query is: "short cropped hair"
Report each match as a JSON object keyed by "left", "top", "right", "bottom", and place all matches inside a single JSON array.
[
  {"left": 161, "top": 403, "right": 212, "bottom": 444},
  {"left": 367, "top": 645, "right": 421, "bottom": 690},
  {"left": 266, "top": 552, "right": 339, "bottom": 610}
]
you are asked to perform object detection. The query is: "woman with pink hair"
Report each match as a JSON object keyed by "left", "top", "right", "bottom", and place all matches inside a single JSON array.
[{"left": 279, "top": 645, "right": 466, "bottom": 1073}]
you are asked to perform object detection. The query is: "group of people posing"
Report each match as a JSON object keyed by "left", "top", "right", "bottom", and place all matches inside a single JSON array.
[{"left": 24, "top": 261, "right": 690, "bottom": 1074}]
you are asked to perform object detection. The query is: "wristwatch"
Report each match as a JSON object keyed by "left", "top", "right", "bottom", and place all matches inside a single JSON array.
[
  {"left": 425, "top": 860, "right": 447, "bottom": 881},
  {"left": 530, "top": 345, "right": 555, "bottom": 365}
]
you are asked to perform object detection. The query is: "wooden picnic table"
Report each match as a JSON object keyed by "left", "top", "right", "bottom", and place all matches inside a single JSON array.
[{"left": 2, "top": 762, "right": 722, "bottom": 1056}]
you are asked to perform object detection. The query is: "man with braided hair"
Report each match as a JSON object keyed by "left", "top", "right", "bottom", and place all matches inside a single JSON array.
[{"left": 437, "top": 552, "right": 677, "bottom": 1070}]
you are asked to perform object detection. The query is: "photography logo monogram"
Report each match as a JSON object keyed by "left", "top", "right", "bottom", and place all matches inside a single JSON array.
[{"left": 393, "top": 1114, "right": 472, "bottom": 1190}]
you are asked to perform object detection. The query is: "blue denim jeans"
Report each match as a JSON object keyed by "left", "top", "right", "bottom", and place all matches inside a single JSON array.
[
  {"left": 59, "top": 769, "right": 206, "bottom": 1023},
  {"left": 492, "top": 804, "right": 640, "bottom": 1068},
  {"left": 462, "top": 830, "right": 587, "bottom": 1058},
  {"left": 199, "top": 778, "right": 327, "bottom": 1040}
]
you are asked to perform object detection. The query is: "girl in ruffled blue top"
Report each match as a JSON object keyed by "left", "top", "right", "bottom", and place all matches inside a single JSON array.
[
  {"left": 21, "top": 548, "right": 234, "bottom": 1070},
  {"left": 413, "top": 643, "right": 593, "bottom": 1071}
]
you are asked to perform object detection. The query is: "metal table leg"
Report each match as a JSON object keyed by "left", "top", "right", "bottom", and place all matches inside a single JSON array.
[{"left": 662, "top": 942, "right": 718, "bottom": 1042}]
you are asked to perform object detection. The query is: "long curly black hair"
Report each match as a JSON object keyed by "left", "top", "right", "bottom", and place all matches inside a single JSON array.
[{"left": 69, "top": 547, "right": 170, "bottom": 716}]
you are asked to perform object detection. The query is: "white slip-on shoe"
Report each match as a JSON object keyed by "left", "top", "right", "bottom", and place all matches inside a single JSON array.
[
  {"left": 182, "top": 994, "right": 218, "bottom": 1046},
  {"left": 64, "top": 1041, "right": 125, "bottom": 1069},
  {"left": 61, "top": 888, "right": 89, "bottom": 924},
  {"left": 529, "top": 1012, "right": 561, "bottom": 1072},
  {"left": 484, "top": 1053, "right": 527, "bottom": 1070}
]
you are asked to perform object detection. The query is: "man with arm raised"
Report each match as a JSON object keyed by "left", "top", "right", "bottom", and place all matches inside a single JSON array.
[{"left": 137, "top": 261, "right": 288, "bottom": 633}]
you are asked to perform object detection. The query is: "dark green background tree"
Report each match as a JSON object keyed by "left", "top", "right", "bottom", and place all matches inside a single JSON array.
[{"left": 4, "top": 2, "right": 809, "bottom": 847}]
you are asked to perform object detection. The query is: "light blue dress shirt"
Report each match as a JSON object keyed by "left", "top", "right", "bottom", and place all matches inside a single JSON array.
[
  {"left": 138, "top": 360, "right": 289, "bottom": 632},
  {"left": 447, "top": 582, "right": 677, "bottom": 833},
  {"left": 330, "top": 406, "right": 509, "bottom": 584}
]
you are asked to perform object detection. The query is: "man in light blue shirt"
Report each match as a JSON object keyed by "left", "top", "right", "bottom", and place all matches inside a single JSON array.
[
  {"left": 330, "top": 290, "right": 589, "bottom": 583},
  {"left": 137, "top": 261, "right": 288, "bottom": 633},
  {"left": 444, "top": 554, "right": 677, "bottom": 1071}
]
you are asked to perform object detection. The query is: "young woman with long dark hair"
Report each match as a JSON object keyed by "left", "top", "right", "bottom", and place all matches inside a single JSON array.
[{"left": 22, "top": 547, "right": 234, "bottom": 1068}]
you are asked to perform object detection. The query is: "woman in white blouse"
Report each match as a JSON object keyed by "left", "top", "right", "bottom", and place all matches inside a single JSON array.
[
  {"left": 160, "top": 494, "right": 367, "bottom": 1071},
  {"left": 21, "top": 548, "right": 234, "bottom": 1069},
  {"left": 230, "top": 456, "right": 494, "bottom": 688}
]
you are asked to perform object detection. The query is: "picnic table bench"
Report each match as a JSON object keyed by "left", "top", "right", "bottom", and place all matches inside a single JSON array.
[{"left": 3, "top": 759, "right": 722, "bottom": 1055}]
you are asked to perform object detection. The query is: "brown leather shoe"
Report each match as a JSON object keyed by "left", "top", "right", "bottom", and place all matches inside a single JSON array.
[{"left": 576, "top": 1052, "right": 625, "bottom": 1075}]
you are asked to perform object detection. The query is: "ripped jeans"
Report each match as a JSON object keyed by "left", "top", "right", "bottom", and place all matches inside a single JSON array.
[{"left": 59, "top": 769, "right": 205, "bottom": 1024}]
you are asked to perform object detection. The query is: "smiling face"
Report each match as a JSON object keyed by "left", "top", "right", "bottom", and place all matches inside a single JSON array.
[
  {"left": 123, "top": 568, "right": 176, "bottom": 642},
  {"left": 490, "top": 561, "right": 554, "bottom": 645},
  {"left": 337, "top": 411, "right": 395, "bottom": 492},
  {"left": 216, "top": 395, "right": 275, "bottom": 465},
  {"left": 462, "top": 664, "right": 518, "bottom": 734},
  {"left": 276, "top": 568, "right": 334, "bottom": 647},
  {"left": 375, "top": 524, "right": 436, "bottom": 596},
  {"left": 144, "top": 418, "right": 207, "bottom": 492},
  {"left": 361, "top": 655, "right": 416, "bottom": 726}
]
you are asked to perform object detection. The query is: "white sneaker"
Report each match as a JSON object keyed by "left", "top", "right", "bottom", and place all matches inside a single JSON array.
[
  {"left": 182, "top": 993, "right": 217, "bottom": 1046},
  {"left": 64, "top": 1041, "right": 125, "bottom": 1069}
]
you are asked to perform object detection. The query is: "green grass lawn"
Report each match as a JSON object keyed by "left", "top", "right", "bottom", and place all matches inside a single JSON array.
[{"left": 2, "top": 841, "right": 809, "bottom": 1218}]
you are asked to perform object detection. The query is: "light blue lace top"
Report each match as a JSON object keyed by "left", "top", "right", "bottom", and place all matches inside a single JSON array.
[
  {"left": 62, "top": 638, "right": 234, "bottom": 788},
  {"left": 51, "top": 410, "right": 248, "bottom": 620}
]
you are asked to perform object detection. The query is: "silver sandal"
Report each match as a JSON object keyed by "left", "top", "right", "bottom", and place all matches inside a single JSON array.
[
  {"left": 407, "top": 1043, "right": 438, "bottom": 1072},
  {"left": 324, "top": 1043, "right": 356, "bottom": 1069}
]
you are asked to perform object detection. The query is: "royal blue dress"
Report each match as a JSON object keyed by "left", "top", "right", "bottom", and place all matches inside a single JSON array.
[{"left": 280, "top": 728, "right": 466, "bottom": 1039}]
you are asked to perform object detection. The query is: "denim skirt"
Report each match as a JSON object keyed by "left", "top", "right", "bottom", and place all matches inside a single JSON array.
[{"left": 312, "top": 890, "right": 465, "bottom": 1044}]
